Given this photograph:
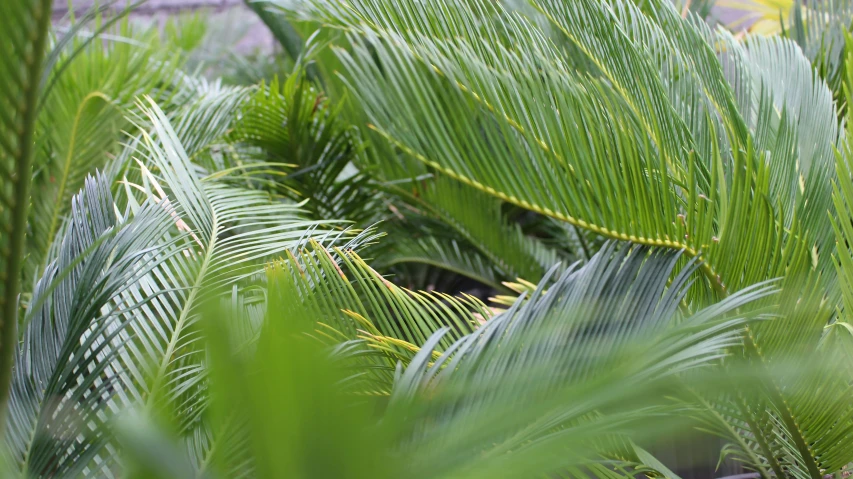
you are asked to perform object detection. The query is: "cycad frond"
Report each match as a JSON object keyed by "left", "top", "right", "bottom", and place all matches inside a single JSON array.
[
  {"left": 831, "top": 46, "right": 853, "bottom": 365},
  {"left": 283, "top": 0, "right": 837, "bottom": 307},
  {"left": 230, "top": 73, "right": 377, "bottom": 225},
  {"left": 719, "top": 32, "right": 839, "bottom": 268},
  {"left": 5, "top": 173, "right": 175, "bottom": 478},
  {"left": 5, "top": 93, "right": 364, "bottom": 476},
  {"left": 156, "top": 243, "right": 772, "bottom": 479},
  {"left": 267, "top": 241, "right": 490, "bottom": 366},
  {"left": 416, "top": 177, "right": 559, "bottom": 281},
  {"left": 118, "top": 97, "right": 357, "bottom": 421},
  {"left": 374, "top": 227, "right": 507, "bottom": 291},
  {"left": 385, "top": 245, "right": 775, "bottom": 479},
  {"left": 28, "top": 21, "right": 186, "bottom": 281},
  {"left": 270, "top": 1, "right": 853, "bottom": 475},
  {"left": 374, "top": 177, "right": 561, "bottom": 286}
]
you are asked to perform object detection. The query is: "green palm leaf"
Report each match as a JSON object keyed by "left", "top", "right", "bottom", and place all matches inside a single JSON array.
[
  {"left": 373, "top": 177, "right": 563, "bottom": 288},
  {"left": 116, "top": 96, "right": 356, "bottom": 421},
  {"left": 269, "top": 1, "right": 852, "bottom": 475},
  {"left": 267, "top": 240, "right": 490, "bottom": 365},
  {"left": 4, "top": 173, "right": 176, "bottom": 478},
  {"left": 185, "top": 243, "right": 774, "bottom": 479},
  {"left": 4, "top": 90, "right": 365, "bottom": 475},
  {"left": 28, "top": 21, "right": 186, "bottom": 281},
  {"left": 281, "top": 0, "right": 836, "bottom": 305},
  {"left": 230, "top": 73, "right": 377, "bottom": 225}
]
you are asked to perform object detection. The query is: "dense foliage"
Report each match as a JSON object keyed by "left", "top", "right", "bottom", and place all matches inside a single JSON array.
[{"left": 2, "top": 0, "right": 853, "bottom": 477}]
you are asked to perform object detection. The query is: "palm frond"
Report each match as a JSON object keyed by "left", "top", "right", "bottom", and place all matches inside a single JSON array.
[
  {"left": 792, "top": 0, "right": 853, "bottom": 112},
  {"left": 229, "top": 73, "right": 378, "bottom": 225},
  {"left": 389, "top": 245, "right": 774, "bottom": 478},
  {"left": 719, "top": 32, "right": 839, "bottom": 268},
  {"left": 415, "top": 177, "right": 559, "bottom": 281},
  {"left": 5, "top": 173, "right": 175, "bottom": 477},
  {"left": 5, "top": 89, "right": 365, "bottom": 475},
  {"left": 271, "top": 2, "right": 853, "bottom": 475},
  {"left": 115, "top": 96, "right": 357, "bottom": 422},
  {"left": 830, "top": 37, "right": 853, "bottom": 367},
  {"left": 374, "top": 229, "right": 507, "bottom": 291},
  {"left": 28, "top": 20, "right": 186, "bottom": 281},
  {"left": 281, "top": 0, "right": 836, "bottom": 307},
  {"left": 675, "top": 32, "right": 853, "bottom": 479},
  {"left": 267, "top": 241, "right": 491, "bottom": 366},
  {"left": 131, "top": 242, "right": 773, "bottom": 479},
  {"left": 372, "top": 177, "right": 561, "bottom": 288}
]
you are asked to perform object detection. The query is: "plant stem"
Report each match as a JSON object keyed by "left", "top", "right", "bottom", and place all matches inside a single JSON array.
[
  {"left": 374, "top": 127, "right": 729, "bottom": 297},
  {"left": 0, "top": 0, "right": 54, "bottom": 434}
]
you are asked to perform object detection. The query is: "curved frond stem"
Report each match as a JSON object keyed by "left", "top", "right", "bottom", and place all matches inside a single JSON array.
[
  {"left": 41, "top": 91, "right": 115, "bottom": 268},
  {"left": 0, "top": 0, "right": 54, "bottom": 432},
  {"left": 370, "top": 126, "right": 728, "bottom": 297},
  {"left": 352, "top": 37, "right": 581, "bottom": 178}
]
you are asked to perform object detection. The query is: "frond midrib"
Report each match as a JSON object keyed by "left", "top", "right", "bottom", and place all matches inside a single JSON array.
[
  {"left": 369, "top": 125, "right": 728, "bottom": 297},
  {"left": 40, "top": 90, "right": 116, "bottom": 273}
]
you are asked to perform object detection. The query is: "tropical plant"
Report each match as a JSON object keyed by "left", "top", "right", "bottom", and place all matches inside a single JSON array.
[
  {"left": 1, "top": 0, "right": 853, "bottom": 478},
  {"left": 0, "top": 0, "right": 54, "bottom": 430}
]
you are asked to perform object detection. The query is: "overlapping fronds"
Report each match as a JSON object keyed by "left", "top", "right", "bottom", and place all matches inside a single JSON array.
[
  {"left": 230, "top": 73, "right": 377, "bottom": 225},
  {"left": 791, "top": 0, "right": 853, "bottom": 83},
  {"left": 163, "top": 234, "right": 493, "bottom": 476},
  {"left": 387, "top": 246, "right": 774, "bottom": 479},
  {"left": 122, "top": 244, "right": 776, "bottom": 479},
  {"left": 716, "top": 0, "right": 853, "bottom": 114},
  {"left": 114, "top": 97, "right": 357, "bottom": 421},
  {"left": 278, "top": 0, "right": 838, "bottom": 309},
  {"left": 3, "top": 1, "right": 853, "bottom": 477},
  {"left": 261, "top": 1, "right": 853, "bottom": 476},
  {"left": 3, "top": 92, "right": 363, "bottom": 476},
  {"left": 28, "top": 20, "right": 187, "bottom": 281},
  {"left": 4, "top": 173, "right": 174, "bottom": 477},
  {"left": 374, "top": 231, "right": 507, "bottom": 291},
  {"left": 267, "top": 240, "right": 491, "bottom": 367},
  {"left": 373, "top": 177, "right": 561, "bottom": 287},
  {"left": 322, "top": 245, "right": 774, "bottom": 479},
  {"left": 719, "top": 32, "right": 839, "bottom": 266},
  {"left": 830, "top": 38, "right": 853, "bottom": 367}
]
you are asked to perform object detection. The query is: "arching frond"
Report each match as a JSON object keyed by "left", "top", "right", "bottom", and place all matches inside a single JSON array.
[
  {"left": 28, "top": 20, "right": 187, "bottom": 281},
  {"left": 279, "top": 0, "right": 837, "bottom": 308},
  {"left": 287, "top": 244, "right": 774, "bottom": 479},
  {"left": 5, "top": 173, "right": 174, "bottom": 478},
  {"left": 267, "top": 241, "right": 490, "bottom": 365},
  {"left": 5, "top": 92, "right": 363, "bottom": 476},
  {"left": 131, "top": 243, "right": 774, "bottom": 479},
  {"left": 267, "top": 2, "right": 852, "bottom": 476},
  {"left": 114, "top": 97, "right": 357, "bottom": 423},
  {"left": 373, "top": 177, "right": 562, "bottom": 287}
]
